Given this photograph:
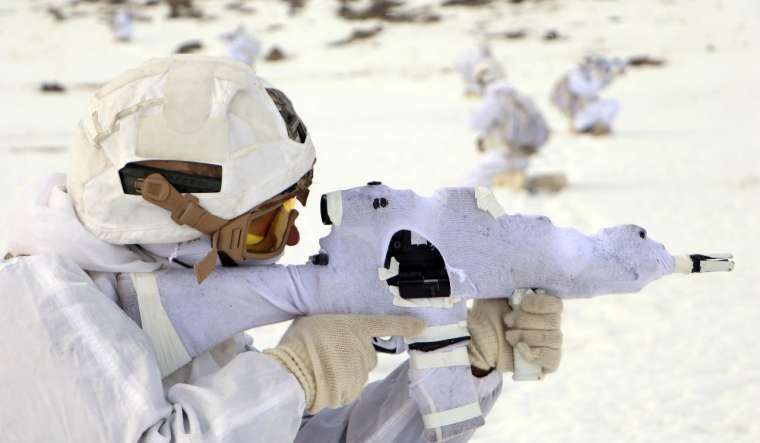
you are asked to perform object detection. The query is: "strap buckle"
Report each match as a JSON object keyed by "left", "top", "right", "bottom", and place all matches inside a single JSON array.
[
  {"left": 171, "top": 195, "right": 204, "bottom": 227},
  {"left": 135, "top": 175, "right": 170, "bottom": 201}
]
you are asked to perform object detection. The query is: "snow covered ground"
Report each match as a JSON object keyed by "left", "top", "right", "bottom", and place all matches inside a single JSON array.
[{"left": 1, "top": 0, "right": 758, "bottom": 442}]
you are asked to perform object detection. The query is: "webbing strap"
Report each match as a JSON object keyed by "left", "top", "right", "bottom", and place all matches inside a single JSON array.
[
  {"left": 410, "top": 347, "right": 470, "bottom": 370},
  {"left": 136, "top": 173, "right": 227, "bottom": 235},
  {"left": 131, "top": 272, "right": 191, "bottom": 377},
  {"left": 422, "top": 402, "right": 482, "bottom": 429},
  {"left": 405, "top": 322, "right": 469, "bottom": 345}
]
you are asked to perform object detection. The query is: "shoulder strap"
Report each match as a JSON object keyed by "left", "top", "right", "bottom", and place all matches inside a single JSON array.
[{"left": 130, "top": 272, "right": 192, "bottom": 378}]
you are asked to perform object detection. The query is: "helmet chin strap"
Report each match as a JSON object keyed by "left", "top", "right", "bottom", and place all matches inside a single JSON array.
[
  {"left": 135, "top": 173, "right": 227, "bottom": 282},
  {"left": 136, "top": 171, "right": 311, "bottom": 283}
]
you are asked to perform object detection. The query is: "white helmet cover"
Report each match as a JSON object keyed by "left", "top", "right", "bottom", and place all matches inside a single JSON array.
[
  {"left": 68, "top": 55, "right": 316, "bottom": 245},
  {"left": 472, "top": 59, "right": 505, "bottom": 89}
]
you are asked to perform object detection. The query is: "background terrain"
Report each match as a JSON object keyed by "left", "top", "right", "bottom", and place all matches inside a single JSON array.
[{"left": 0, "top": 1, "right": 757, "bottom": 441}]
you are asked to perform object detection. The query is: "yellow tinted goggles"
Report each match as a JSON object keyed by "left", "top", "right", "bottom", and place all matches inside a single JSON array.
[{"left": 246, "top": 198, "right": 298, "bottom": 249}]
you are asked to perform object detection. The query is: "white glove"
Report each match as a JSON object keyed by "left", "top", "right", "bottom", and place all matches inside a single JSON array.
[
  {"left": 264, "top": 314, "right": 425, "bottom": 413},
  {"left": 467, "top": 294, "right": 563, "bottom": 375}
]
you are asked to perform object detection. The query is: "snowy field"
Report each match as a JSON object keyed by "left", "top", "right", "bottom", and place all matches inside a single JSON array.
[{"left": 1, "top": 0, "right": 758, "bottom": 442}]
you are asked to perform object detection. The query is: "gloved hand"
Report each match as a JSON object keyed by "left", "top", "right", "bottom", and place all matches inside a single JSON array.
[
  {"left": 467, "top": 294, "right": 563, "bottom": 376},
  {"left": 264, "top": 314, "right": 425, "bottom": 413}
]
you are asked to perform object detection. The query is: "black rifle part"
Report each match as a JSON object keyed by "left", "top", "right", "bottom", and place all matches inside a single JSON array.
[
  {"left": 408, "top": 336, "right": 470, "bottom": 352},
  {"left": 384, "top": 230, "right": 451, "bottom": 299},
  {"left": 320, "top": 194, "right": 332, "bottom": 225},
  {"left": 309, "top": 252, "right": 330, "bottom": 266}
]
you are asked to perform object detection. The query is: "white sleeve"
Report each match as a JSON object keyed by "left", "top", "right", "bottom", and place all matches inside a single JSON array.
[
  {"left": 142, "top": 351, "right": 306, "bottom": 443},
  {"left": 295, "top": 361, "right": 503, "bottom": 443},
  {"left": 151, "top": 266, "right": 303, "bottom": 358},
  {"left": 0, "top": 255, "right": 304, "bottom": 443},
  {"left": 566, "top": 70, "right": 601, "bottom": 97},
  {"left": 469, "top": 93, "right": 503, "bottom": 133}
]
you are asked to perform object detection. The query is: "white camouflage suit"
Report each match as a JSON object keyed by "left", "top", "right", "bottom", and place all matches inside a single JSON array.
[
  {"left": 550, "top": 57, "right": 624, "bottom": 132},
  {"left": 0, "top": 56, "right": 503, "bottom": 443},
  {"left": 465, "top": 80, "right": 550, "bottom": 187}
]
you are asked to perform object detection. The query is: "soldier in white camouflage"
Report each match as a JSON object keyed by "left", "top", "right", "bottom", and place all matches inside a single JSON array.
[
  {"left": 551, "top": 56, "right": 627, "bottom": 135},
  {"left": 465, "top": 62, "right": 564, "bottom": 193}
]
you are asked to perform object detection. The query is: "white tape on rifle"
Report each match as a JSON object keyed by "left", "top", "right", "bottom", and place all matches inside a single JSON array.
[
  {"left": 510, "top": 288, "right": 544, "bottom": 381},
  {"left": 131, "top": 272, "right": 191, "bottom": 377},
  {"left": 324, "top": 191, "right": 343, "bottom": 226},
  {"left": 410, "top": 346, "right": 470, "bottom": 370},
  {"left": 700, "top": 259, "right": 733, "bottom": 272},
  {"left": 674, "top": 256, "right": 693, "bottom": 274},
  {"left": 405, "top": 322, "right": 469, "bottom": 345},
  {"left": 474, "top": 186, "right": 506, "bottom": 218},
  {"left": 378, "top": 257, "right": 399, "bottom": 281},
  {"left": 422, "top": 402, "right": 482, "bottom": 429}
]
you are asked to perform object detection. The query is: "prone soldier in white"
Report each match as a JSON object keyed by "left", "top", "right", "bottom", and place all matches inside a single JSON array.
[
  {"left": 551, "top": 55, "right": 627, "bottom": 135},
  {"left": 465, "top": 61, "right": 565, "bottom": 193}
]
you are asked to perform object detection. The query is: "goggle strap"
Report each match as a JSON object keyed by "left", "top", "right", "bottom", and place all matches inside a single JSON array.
[
  {"left": 194, "top": 249, "right": 219, "bottom": 284},
  {"left": 136, "top": 173, "right": 227, "bottom": 235},
  {"left": 297, "top": 188, "right": 310, "bottom": 206},
  {"left": 136, "top": 170, "right": 313, "bottom": 283}
]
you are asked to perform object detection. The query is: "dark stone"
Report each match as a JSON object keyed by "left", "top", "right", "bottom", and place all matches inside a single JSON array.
[
  {"left": 265, "top": 46, "right": 287, "bottom": 61},
  {"left": 329, "top": 25, "right": 384, "bottom": 47},
  {"left": 280, "top": 0, "right": 307, "bottom": 15},
  {"left": 338, "top": 0, "right": 440, "bottom": 24},
  {"left": 543, "top": 29, "right": 565, "bottom": 41},
  {"left": 226, "top": 2, "right": 256, "bottom": 14},
  {"left": 174, "top": 40, "right": 204, "bottom": 54},
  {"left": 627, "top": 55, "right": 666, "bottom": 67},
  {"left": 441, "top": 0, "right": 493, "bottom": 7},
  {"left": 47, "top": 7, "right": 66, "bottom": 21},
  {"left": 40, "top": 82, "right": 66, "bottom": 93}
]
